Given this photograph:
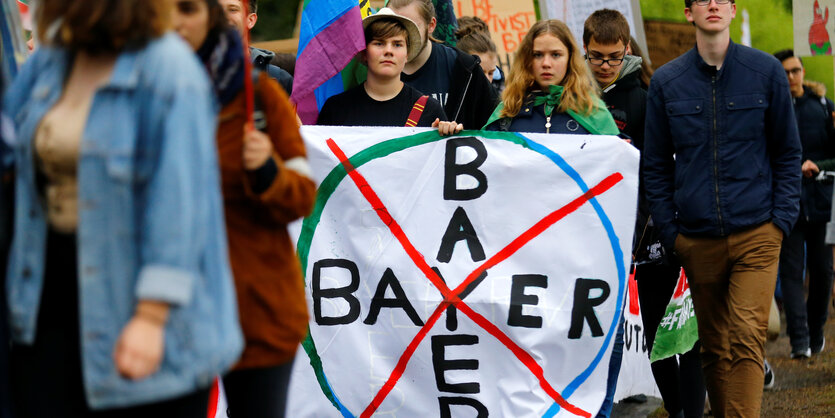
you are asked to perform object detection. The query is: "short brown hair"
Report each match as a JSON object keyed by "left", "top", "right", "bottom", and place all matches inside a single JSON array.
[
  {"left": 388, "top": 0, "right": 435, "bottom": 25},
  {"left": 455, "top": 26, "right": 496, "bottom": 55},
  {"left": 582, "top": 9, "right": 630, "bottom": 48},
  {"left": 457, "top": 16, "right": 490, "bottom": 35},
  {"left": 37, "top": 0, "right": 169, "bottom": 54},
  {"left": 365, "top": 19, "right": 409, "bottom": 46}
]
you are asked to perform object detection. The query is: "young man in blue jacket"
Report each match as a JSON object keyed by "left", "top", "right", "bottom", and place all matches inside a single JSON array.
[{"left": 643, "top": 1, "right": 801, "bottom": 416}]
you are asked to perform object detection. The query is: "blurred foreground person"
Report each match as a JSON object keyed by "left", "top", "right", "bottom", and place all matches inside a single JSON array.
[
  {"left": 3, "top": 0, "right": 243, "bottom": 417},
  {"left": 171, "top": 1, "right": 315, "bottom": 416}
]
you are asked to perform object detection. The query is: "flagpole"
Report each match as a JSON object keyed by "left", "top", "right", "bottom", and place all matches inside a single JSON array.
[{"left": 242, "top": 0, "right": 255, "bottom": 131}]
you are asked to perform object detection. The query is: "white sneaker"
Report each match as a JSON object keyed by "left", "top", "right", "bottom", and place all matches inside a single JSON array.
[
  {"left": 791, "top": 347, "right": 811, "bottom": 359},
  {"left": 763, "top": 359, "right": 775, "bottom": 390},
  {"left": 813, "top": 337, "right": 825, "bottom": 355}
]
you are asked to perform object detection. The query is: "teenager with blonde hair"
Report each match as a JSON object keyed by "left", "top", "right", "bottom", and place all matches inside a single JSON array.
[{"left": 484, "top": 19, "right": 618, "bottom": 135}]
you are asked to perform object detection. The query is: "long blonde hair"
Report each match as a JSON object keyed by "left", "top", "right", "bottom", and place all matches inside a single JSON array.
[{"left": 501, "top": 20, "right": 600, "bottom": 118}]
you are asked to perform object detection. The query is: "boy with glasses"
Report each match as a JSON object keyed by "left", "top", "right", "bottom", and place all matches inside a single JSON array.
[
  {"left": 583, "top": 9, "right": 644, "bottom": 146},
  {"left": 643, "top": 0, "right": 801, "bottom": 416}
]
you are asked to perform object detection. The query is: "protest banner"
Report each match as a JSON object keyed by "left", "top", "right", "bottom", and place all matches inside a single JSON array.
[
  {"left": 613, "top": 269, "right": 661, "bottom": 401},
  {"left": 794, "top": 0, "right": 835, "bottom": 56},
  {"left": 285, "top": 126, "right": 639, "bottom": 417},
  {"left": 453, "top": 0, "right": 538, "bottom": 74}
]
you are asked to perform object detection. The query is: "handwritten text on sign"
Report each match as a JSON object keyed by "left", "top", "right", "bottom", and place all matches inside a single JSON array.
[
  {"left": 287, "top": 127, "right": 639, "bottom": 417},
  {"left": 455, "top": 0, "right": 537, "bottom": 72}
]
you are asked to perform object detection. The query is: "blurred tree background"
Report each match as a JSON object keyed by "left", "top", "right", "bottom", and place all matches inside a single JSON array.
[
  {"left": 257, "top": 0, "right": 832, "bottom": 98},
  {"left": 641, "top": 0, "right": 834, "bottom": 99},
  {"left": 250, "top": 0, "right": 302, "bottom": 41}
]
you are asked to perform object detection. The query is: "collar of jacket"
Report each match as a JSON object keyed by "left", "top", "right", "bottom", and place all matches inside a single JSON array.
[
  {"left": 691, "top": 38, "right": 738, "bottom": 77},
  {"left": 483, "top": 90, "right": 620, "bottom": 135},
  {"left": 38, "top": 43, "right": 146, "bottom": 92},
  {"left": 603, "top": 54, "right": 643, "bottom": 94}
]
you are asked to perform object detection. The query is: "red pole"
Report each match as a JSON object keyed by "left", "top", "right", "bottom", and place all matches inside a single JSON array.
[{"left": 241, "top": 0, "right": 255, "bottom": 131}]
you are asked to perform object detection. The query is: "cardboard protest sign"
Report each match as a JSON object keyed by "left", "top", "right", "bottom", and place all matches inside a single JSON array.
[
  {"left": 454, "top": 0, "right": 538, "bottom": 74},
  {"left": 540, "top": 0, "right": 636, "bottom": 52},
  {"left": 286, "top": 126, "right": 639, "bottom": 417},
  {"left": 794, "top": 0, "right": 835, "bottom": 56}
]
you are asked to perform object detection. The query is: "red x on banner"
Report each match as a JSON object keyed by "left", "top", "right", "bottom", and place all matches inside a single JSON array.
[{"left": 326, "top": 138, "right": 623, "bottom": 418}]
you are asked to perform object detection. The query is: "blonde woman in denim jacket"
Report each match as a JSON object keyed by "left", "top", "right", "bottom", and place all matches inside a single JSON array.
[{"left": 1, "top": 1, "right": 243, "bottom": 416}]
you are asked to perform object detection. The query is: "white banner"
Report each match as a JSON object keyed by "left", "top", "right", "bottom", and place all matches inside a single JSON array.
[
  {"left": 287, "top": 126, "right": 640, "bottom": 417},
  {"left": 613, "top": 269, "right": 661, "bottom": 402}
]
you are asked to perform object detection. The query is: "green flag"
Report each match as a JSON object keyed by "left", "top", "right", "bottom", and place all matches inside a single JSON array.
[{"left": 649, "top": 269, "right": 699, "bottom": 362}]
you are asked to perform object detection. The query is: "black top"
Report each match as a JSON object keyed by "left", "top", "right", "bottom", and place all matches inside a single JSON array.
[
  {"left": 794, "top": 86, "right": 835, "bottom": 222},
  {"left": 401, "top": 43, "right": 457, "bottom": 108},
  {"left": 316, "top": 83, "right": 446, "bottom": 127},
  {"left": 602, "top": 68, "right": 646, "bottom": 151}
]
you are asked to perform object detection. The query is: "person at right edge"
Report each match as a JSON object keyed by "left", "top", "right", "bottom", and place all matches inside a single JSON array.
[
  {"left": 643, "top": 1, "right": 801, "bottom": 417},
  {"left": 773, "top": 49, "right": 835, "bottom": 360}
]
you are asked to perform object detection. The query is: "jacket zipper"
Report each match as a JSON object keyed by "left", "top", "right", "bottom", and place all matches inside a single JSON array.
[{"left": 712, "top": 75, "right": 725, "bottom": 235}]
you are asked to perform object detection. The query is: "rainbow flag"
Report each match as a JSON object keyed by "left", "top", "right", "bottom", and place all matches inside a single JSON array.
[{"left": 291, "top": 0, "right": 366, "bottom": 125}]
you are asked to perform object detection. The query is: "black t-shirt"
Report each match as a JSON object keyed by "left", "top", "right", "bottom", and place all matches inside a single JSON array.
[
  {"left": 316, "top": 83, "right": 446, "bottom": 127},
  {"left": 401, "top": 43, "right": 457, "bottom": 108}
]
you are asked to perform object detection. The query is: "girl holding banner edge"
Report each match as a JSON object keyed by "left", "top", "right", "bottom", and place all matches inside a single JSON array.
[
  {"left": 483, "top": 19, "right": 619, "bottom": 136},
  {"left": 170, "top": 0, "right": 316, "bottom": 416}
]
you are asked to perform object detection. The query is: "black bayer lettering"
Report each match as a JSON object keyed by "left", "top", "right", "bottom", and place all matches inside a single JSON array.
[
  {"left": 431, "top": 334, "right": 480, "bottom": 394},
  {"left": 312, "top": 259, "right": 361, "bottom": 325},
  {"left": 438, "top": 397, "right": 489, "bottom": 418},
  {"left": 568, "top": 278, "right": 611, "bottom": 339},
  {"left": 436, "top": 206, "right": 486, "bottom": 263},
  {"left": 507, "top": 274, "right": 547, "bottom": 328},
  {"left": 363, "top": 268, "right": 424, "bottom": 326},
  {"left": 443, "top": 137, "right": 488, "bottom": 201},
  {"left": 432, "top": 267, "right": 488, "bottom": 332}
]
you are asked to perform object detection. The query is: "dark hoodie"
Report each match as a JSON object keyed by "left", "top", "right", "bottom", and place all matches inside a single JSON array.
[
  {"left": 402, "top": 42, "right": 497, "bottom": 129},
  {"left": 251, "top": 46, "right": 294, "bottom": 95},
  {"left": 601, "top": 55, "right": 646, "bottom": 150},
  {"left": 598, "top": 55, "right": 656, "bottom": 262}
]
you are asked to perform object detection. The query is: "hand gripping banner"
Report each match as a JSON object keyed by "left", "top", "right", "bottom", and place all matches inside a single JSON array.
[{"left": 287, "top": 127, "right": 639, "bottom": 417}]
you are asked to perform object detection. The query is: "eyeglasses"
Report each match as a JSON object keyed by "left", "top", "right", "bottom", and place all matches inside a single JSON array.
[
  {"left": 690, "top": 0, "right": 732, "bottom": 6},
  {"left": 785, "top": 68, "right": 803, "bottom": 77},
  {"left": 586, "top": 49, "right": 626, "bottom": 67}
]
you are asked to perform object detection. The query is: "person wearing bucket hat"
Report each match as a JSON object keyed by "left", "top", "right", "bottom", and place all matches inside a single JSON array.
[{"left": 317, "top": 8, "right": 456, "bottom": 131}]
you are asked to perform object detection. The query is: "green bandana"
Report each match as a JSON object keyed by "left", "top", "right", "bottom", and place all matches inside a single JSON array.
[{"left": 531, "top": 85, "right": 564, "bottom": 119}]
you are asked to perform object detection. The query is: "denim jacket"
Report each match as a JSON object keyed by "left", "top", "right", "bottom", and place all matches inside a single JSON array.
[
  {"left": 2, "top": 33, "right": 243, "bottom": 409},
  {"left": 643, "top": 40, "right": 802, "bottom": 249}
]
